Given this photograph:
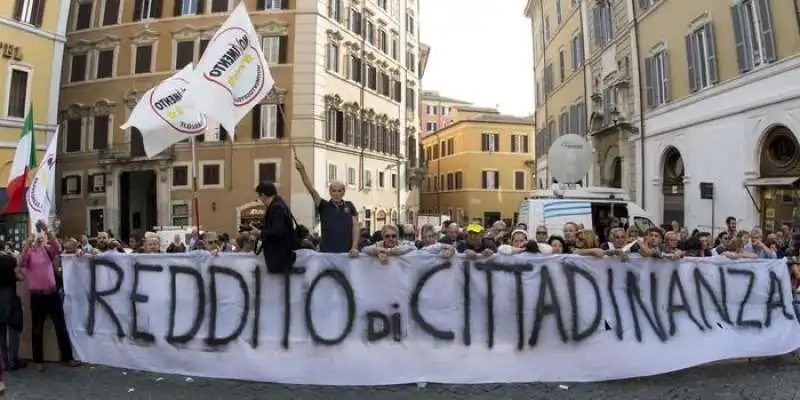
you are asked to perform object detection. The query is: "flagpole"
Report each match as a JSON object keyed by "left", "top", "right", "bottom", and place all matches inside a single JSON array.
[{"left": 191, "top": 135, "right": 201, "bottom": 229}]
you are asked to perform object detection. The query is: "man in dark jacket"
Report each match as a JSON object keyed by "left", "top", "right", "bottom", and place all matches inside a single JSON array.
[{"left": 250, "top": 181, "right": 297, "bottom": 273}]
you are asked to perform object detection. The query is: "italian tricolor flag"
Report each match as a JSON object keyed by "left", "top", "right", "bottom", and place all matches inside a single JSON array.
[{"left": 2, "top": 109, "right": 36, "bottom": 215}]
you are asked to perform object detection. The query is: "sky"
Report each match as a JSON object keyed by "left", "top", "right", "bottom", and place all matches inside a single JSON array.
[{"left": 419, "top": 0, "right": 533, "bottom": 117}]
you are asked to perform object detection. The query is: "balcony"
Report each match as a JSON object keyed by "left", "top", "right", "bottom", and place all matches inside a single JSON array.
[{"left": 97, "top": 142, "right": 175, "bottom": 165}]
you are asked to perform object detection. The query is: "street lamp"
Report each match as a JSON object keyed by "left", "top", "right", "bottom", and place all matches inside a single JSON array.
[{"left": 385, "top": 160, "right": 403, "bottom": 224}]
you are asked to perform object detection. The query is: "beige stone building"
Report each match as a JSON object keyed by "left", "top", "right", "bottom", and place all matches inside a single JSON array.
[
  {"left": 57, "top": 0, "right": 422, "bottom": 239},
  {"left": 525, "top": 0, "right": 588, "bottom": 189}
]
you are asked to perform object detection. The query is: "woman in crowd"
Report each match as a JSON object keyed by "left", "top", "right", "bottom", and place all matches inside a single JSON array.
[
  {"left": 721, "top": 238, "right": 757, "bottom": 260},
  {"left": 18, "top": 222, "right": 80, "bottom": 371},
  {"left": 548, "top": 235, "right": 565, "bottom": 254},
  {"left": 497, "top": 230, "right": 540, "bottom": 255},
  {"left": 571, "top": 230, "right": 605, "bottom": 258},
  {"left": 0, "top": 240, "right": 25, "bottom": 374}
]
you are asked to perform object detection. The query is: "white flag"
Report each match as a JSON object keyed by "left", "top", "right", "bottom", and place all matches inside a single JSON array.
[
  {"left": 189, "top": 1, "right": 274, "bottom": 133},
  {"left": 120, "top": 65, "right": 208, "bottom": 158},
  {"left": 27, "top": 128, "right": 59, "bottom": 228}
]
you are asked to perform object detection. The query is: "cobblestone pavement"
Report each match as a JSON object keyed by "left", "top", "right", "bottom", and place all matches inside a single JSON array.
[{"left": 4, "top": 356, "right": 800, "bottom": 400}]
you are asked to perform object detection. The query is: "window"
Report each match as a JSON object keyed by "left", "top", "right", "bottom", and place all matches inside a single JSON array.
[
  {"left": 134, "top": 45, "right": 153, "bottom": 74},
  {"left": 200, "top": 162, "right": 222, "bottom": 187},
  {"left": 446, "top": 173, "right": 454, "bottom": 190},
  {"left": 65, "top": 119, "right": 83, "bottom": 153},
  {"left": 257, "top": 0, "right": 285, "bottom": 10},
  {"left": 405, "top": 11, "right": 415, "bottom": 34},
  {"left": 378, "top": 29, "right": 387, "bottom": 52},
  {"left": 75, "top": 1, "right": 93, "bottom": 30},
  {"left": 175, "top": 41, "right": 195, "bottom": 69},
  {"left": 365, "top": 20, "right": 375, "bottom": 44},
  {"left": 377, "top": 0, "right": 387, "bottom": 10},
  {"left": 442, "top": 106, "right": 451, "bottom": 114},
  {"left": 210, "top": 0, "right": 227, "bottom": 12},
  {"left": 514, "top": 171, "right": 525, "bottom": 190},
  {"left": 556, "top": 0, "right": 562, "bottom": 24},
  {"left": 349, "top": 8, "right": 362, "bottom": 35},
  {"left": 391, "top": 173, "right": 397, "bottom": 188},
  {"left": 92, "top": 115, "right": 110, "bottom": 150},
  {"left": 364, "top": 170, "right": 373, "bottom": 187},
  {"left": 406, "top": 49, "right": 416, "bottom": 72},
  {"left": 62, "top": 176, "right": 82, "bottom": 196},
  {"left": 6, "top": 68, "right": 29, "bottom": 118},
  {"left": 14, "top": 0, "right": 46, "bottom": 26},
  {"left": 253, "top": 104, "right": 284, "bottom": 139},
  {"left": 481, "top": 133, "right": 499, "bottom": 152},
  {"left": 639, "top": 0, "right": 653, "bottom": 10},
  {"left": 447, "top": 138, "right": 454, "bottom": 155},
  {"left": 378, "top": 171, "right": 385, "bottom": 187},
  {"left": 328, "top": 164, "right": 338, "bottom": 182},
  {"left": 133, "top": 0, "right": 160, "bottom": 21},
  {"left": 391, "top": 32, "right": 399, "bottom": 60},
  {"left": 570, "top": 102, "right": 586, "bottom": 135},
  {"left": 262, "top": 36, "right": 288, "bottom": 64},
  {"left": 732, "top": 0, "right": 776, "bottom": 73},
  {"left": 328, "top": 0, "right": 341, "bottom": 22},
  {"left": 544, "top": 17, "right": 550, "bottom": 42},
  {"left": 96, "top": 49, "right": 114, "bottom": 78},
  {"left": 571, "top": 34, "right": 583, "bottom": 72},
  {"left": 327, "top": 42, "right": 340, "bottom": 72},
  {"left": 645, "top": 50, "right": 670, "bottom": 108},
  {"left": 258, "top": 162, "right": 277, "bottom": 183},
  {"left": 172, "top": 203, "right": 189, "bottom": 226},
  {"left": 90, "top": 173, "right": 106, "bottom": 194},
  {"left": 560, "top": 112, "right": 569, "bottom": 134},
  {"left": 426, "top": 122, "right": 437, "bottom": 132},
  {"left": 172, "top": 165, "right": 189, "bottom": 187},
  {"left": 102, "top": 0, "right": 120, "bottom": 25},
  {"left": 593, "top": 5, "right": 613, "bottom": 48},
  {"left": 544, "top": 63, "right": 553, "bottom": 94},
  {"left": 433, "top": 144, "right": 439, "bottom": 159},
  {"left": 199, "top": 39, "right": 209, "bottom": 57},
  {"left": 482, "top": 170, "right": 499, "bottom": 190},
  {"left": 510, "top": 135, "right": 529, "bottom": 153},
  {"left": 686, "top": 23, "right": 719, "bottom": 92},
  {"left": 426, "top": 105, "right": 436, "bottom": 114},
  {"left": 348, "top": 54, "right": 362, "bottom": 82},
  {"left": 70, "top": 54, "right": 88, "bottom": 82},
  {"left": 558, "top": 48, "right": 565, "bottom": 82},
  {"left": 347, "top": 167, "right": 356, "bottom": 186},
  {"left": 366, "top": 65, "right": 377, "bottom": 90}
]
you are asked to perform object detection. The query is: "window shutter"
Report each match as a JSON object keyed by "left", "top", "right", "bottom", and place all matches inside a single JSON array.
[
  {"left": 281, "top": 0, "right": 288, "bottom": 9},
  {"left": 685, "top": 34, "right": 697, "bottom": 92},
  {"left": 13, "top": 0, "right": 23, "bottom": 20},
  {"left": 257, "top": 0, "right": 265, "bottom": 9},
  {"left": 644, "top": 57, "right": 654, "bottom": 108},
  {"left": 492, "top": 134, "right": 499, "bottom": 151},
  {"left": 523, "top": 135, "right": 529, "bottom": 152},
  {"left": 592, "top": 8, "right": 601, "bottom": 48},
  {"left": 154, "top": 0, "right": 162, "bottom": 18},
  {"left": 757, "top": 0, "right": 776, "bottom": 62},
  {"left": 276, "top": 104, "right": 286, "bottom": 138},
  {"left": 173, "top": 0, "right": 182, "bottom": 16},
  {"left": 251, "top": 106, "right": 261, "bottom": 139},
  {"left": 705, "top": 23, "right": 719, "bottom": 84},
  {"left": 494, "top": 171, "right": 500, "bottom": 189},
  {"left": 511, "top": 136, "right": 517, "bottom": 152},
  {"left": 278, "top": 36, "right": 288, "bottom": 63},
  {"left": 197, "top": 0, "right": 205, "bottom": 14},
  {"left": 481, "top": 171, "right": 487, "bottom": 189},
  {"left": 133, "top": 0, "right": 143, "bottom": 21},
  {"left": 33, "top": 0, "right": 46, "bottom": 26},
  {"left": 61, "top": 177, "right": 67, "bottom": 195},
  {"left": 730, "top": 4, "right": 750, "bottom": 72},
  {"left": 661, "top": 52, "right": 671, "bottom": 102},
  {"left": 76, "top": 176, "right": 82, "bottom": 194},
  {"left": 481, "top": 134, "right": 487, "bottom": 151}
]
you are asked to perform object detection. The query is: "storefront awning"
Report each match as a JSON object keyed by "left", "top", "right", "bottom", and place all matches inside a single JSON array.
[{"left": 743, "top": 177, "right": 800, "bottom": 187}]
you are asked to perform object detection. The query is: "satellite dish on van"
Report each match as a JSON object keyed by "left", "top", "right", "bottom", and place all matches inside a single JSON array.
[{"left": 547, "top": 134, "right": 592, "bottom": 184}]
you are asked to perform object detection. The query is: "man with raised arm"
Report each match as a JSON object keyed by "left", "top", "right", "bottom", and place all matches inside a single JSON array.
[{"left": 294, "top": 153, "right": 359, "bottom": 256}]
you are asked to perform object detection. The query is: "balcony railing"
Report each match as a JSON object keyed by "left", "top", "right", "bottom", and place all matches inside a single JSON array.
[{"left": 97, "top": 143, "right": 175, "bottom": 165}]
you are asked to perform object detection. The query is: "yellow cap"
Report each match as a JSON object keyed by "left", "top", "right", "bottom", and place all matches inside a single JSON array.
[{"left": 466, "top": 223, "right": 484, "bottom": 233}]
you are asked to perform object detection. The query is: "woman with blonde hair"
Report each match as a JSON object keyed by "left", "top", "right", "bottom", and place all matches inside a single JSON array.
[{"left": 572, "top": 230, "right": 606, "bottom": 258}]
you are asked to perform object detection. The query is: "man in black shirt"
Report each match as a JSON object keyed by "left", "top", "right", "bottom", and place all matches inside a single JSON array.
[{"left": 295, "top": 155, "right": 359, "bottom": 256}]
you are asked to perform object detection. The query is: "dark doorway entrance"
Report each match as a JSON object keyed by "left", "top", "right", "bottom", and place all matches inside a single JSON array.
[
  {"left": 661, "top": 147, "right": 685, "bottom": 226},
  {"left": 119, "top": 170, "right": 157, "bottom": 240},
  {"left": 610, "top": 157, "right": 622, "bottom": 188}
]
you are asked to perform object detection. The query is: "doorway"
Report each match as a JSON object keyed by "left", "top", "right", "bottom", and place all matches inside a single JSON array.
[
  {"left": 119, "top": 170, "right": 157, "bottom": 240},
  {"left": 661, "top": 147, "right": 685, "bottom": 226},
  {"left": 87, "top": 208, "right": 105, "bottom": 237}
]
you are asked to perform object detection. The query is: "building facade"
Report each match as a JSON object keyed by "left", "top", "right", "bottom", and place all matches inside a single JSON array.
[
  {"left": 525, "top": 0, "right": 588, "bottom": 189},
  {"left": 0, "top": 0, "right": 70, "bottom": 242},
  {"left": 636, "top": 0, "right": 800, "bottom": 231},
  {"left": 419, "top": 90, "right": 471, "bottom": 136},
  {"left": 56, "top": 0, "right": 421, "bottom": 239},
  {"left": 419, "top": 114, "right": 535, "bottom": 226}
]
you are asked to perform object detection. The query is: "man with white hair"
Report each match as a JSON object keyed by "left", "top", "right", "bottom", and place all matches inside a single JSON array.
[{"left": 295, "top": 156, "right": 359, "bottom": 256}]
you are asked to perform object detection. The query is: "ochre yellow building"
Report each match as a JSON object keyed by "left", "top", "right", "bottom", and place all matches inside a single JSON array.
[
  {"left": 0, "top": 0, "right": 67, "bottom": 241},
  {"left": 420, "top": 113, "right": 535, "bottom": 226}
]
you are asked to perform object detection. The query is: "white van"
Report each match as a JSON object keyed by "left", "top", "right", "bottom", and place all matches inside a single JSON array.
[{"left": 516, "top": 186, "right": 658, "bottom": 242}]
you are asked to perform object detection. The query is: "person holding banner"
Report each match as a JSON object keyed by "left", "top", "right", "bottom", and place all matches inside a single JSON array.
[
  {"left": 18, "top": 221, "right": 79, "bottom": 371},
  {"left": 250, "top": 181, "right": 297, "bottom": 273},
  {"left": 362, "top": 224, "right": 416, "bottom": 264},
  {"left": 294, "top": 154, "right": 359, "bottom": 256}
]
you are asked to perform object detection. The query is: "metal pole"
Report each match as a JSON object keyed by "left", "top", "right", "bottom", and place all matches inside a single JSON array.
[
  {"left": 191, "top": 135, "right": 201, "bottom": 229},
  {"left": 397, "top": 159, "right": 401, "bottom": 224}
]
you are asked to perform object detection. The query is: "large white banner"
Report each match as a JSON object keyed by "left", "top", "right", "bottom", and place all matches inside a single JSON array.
[
  {"left": 120, "top": 65, "right": 208, "bottom": 158},
  {"left": 188, "top": 2, "right": 274, "bottom": 133},
  {"left": 62, "top": 251, "right": 800, "bottom": 385}
]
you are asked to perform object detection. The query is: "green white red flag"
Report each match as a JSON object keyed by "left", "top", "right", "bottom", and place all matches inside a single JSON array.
[{"left": 2, "top": 109, "right": 36, "bottom": 215}]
